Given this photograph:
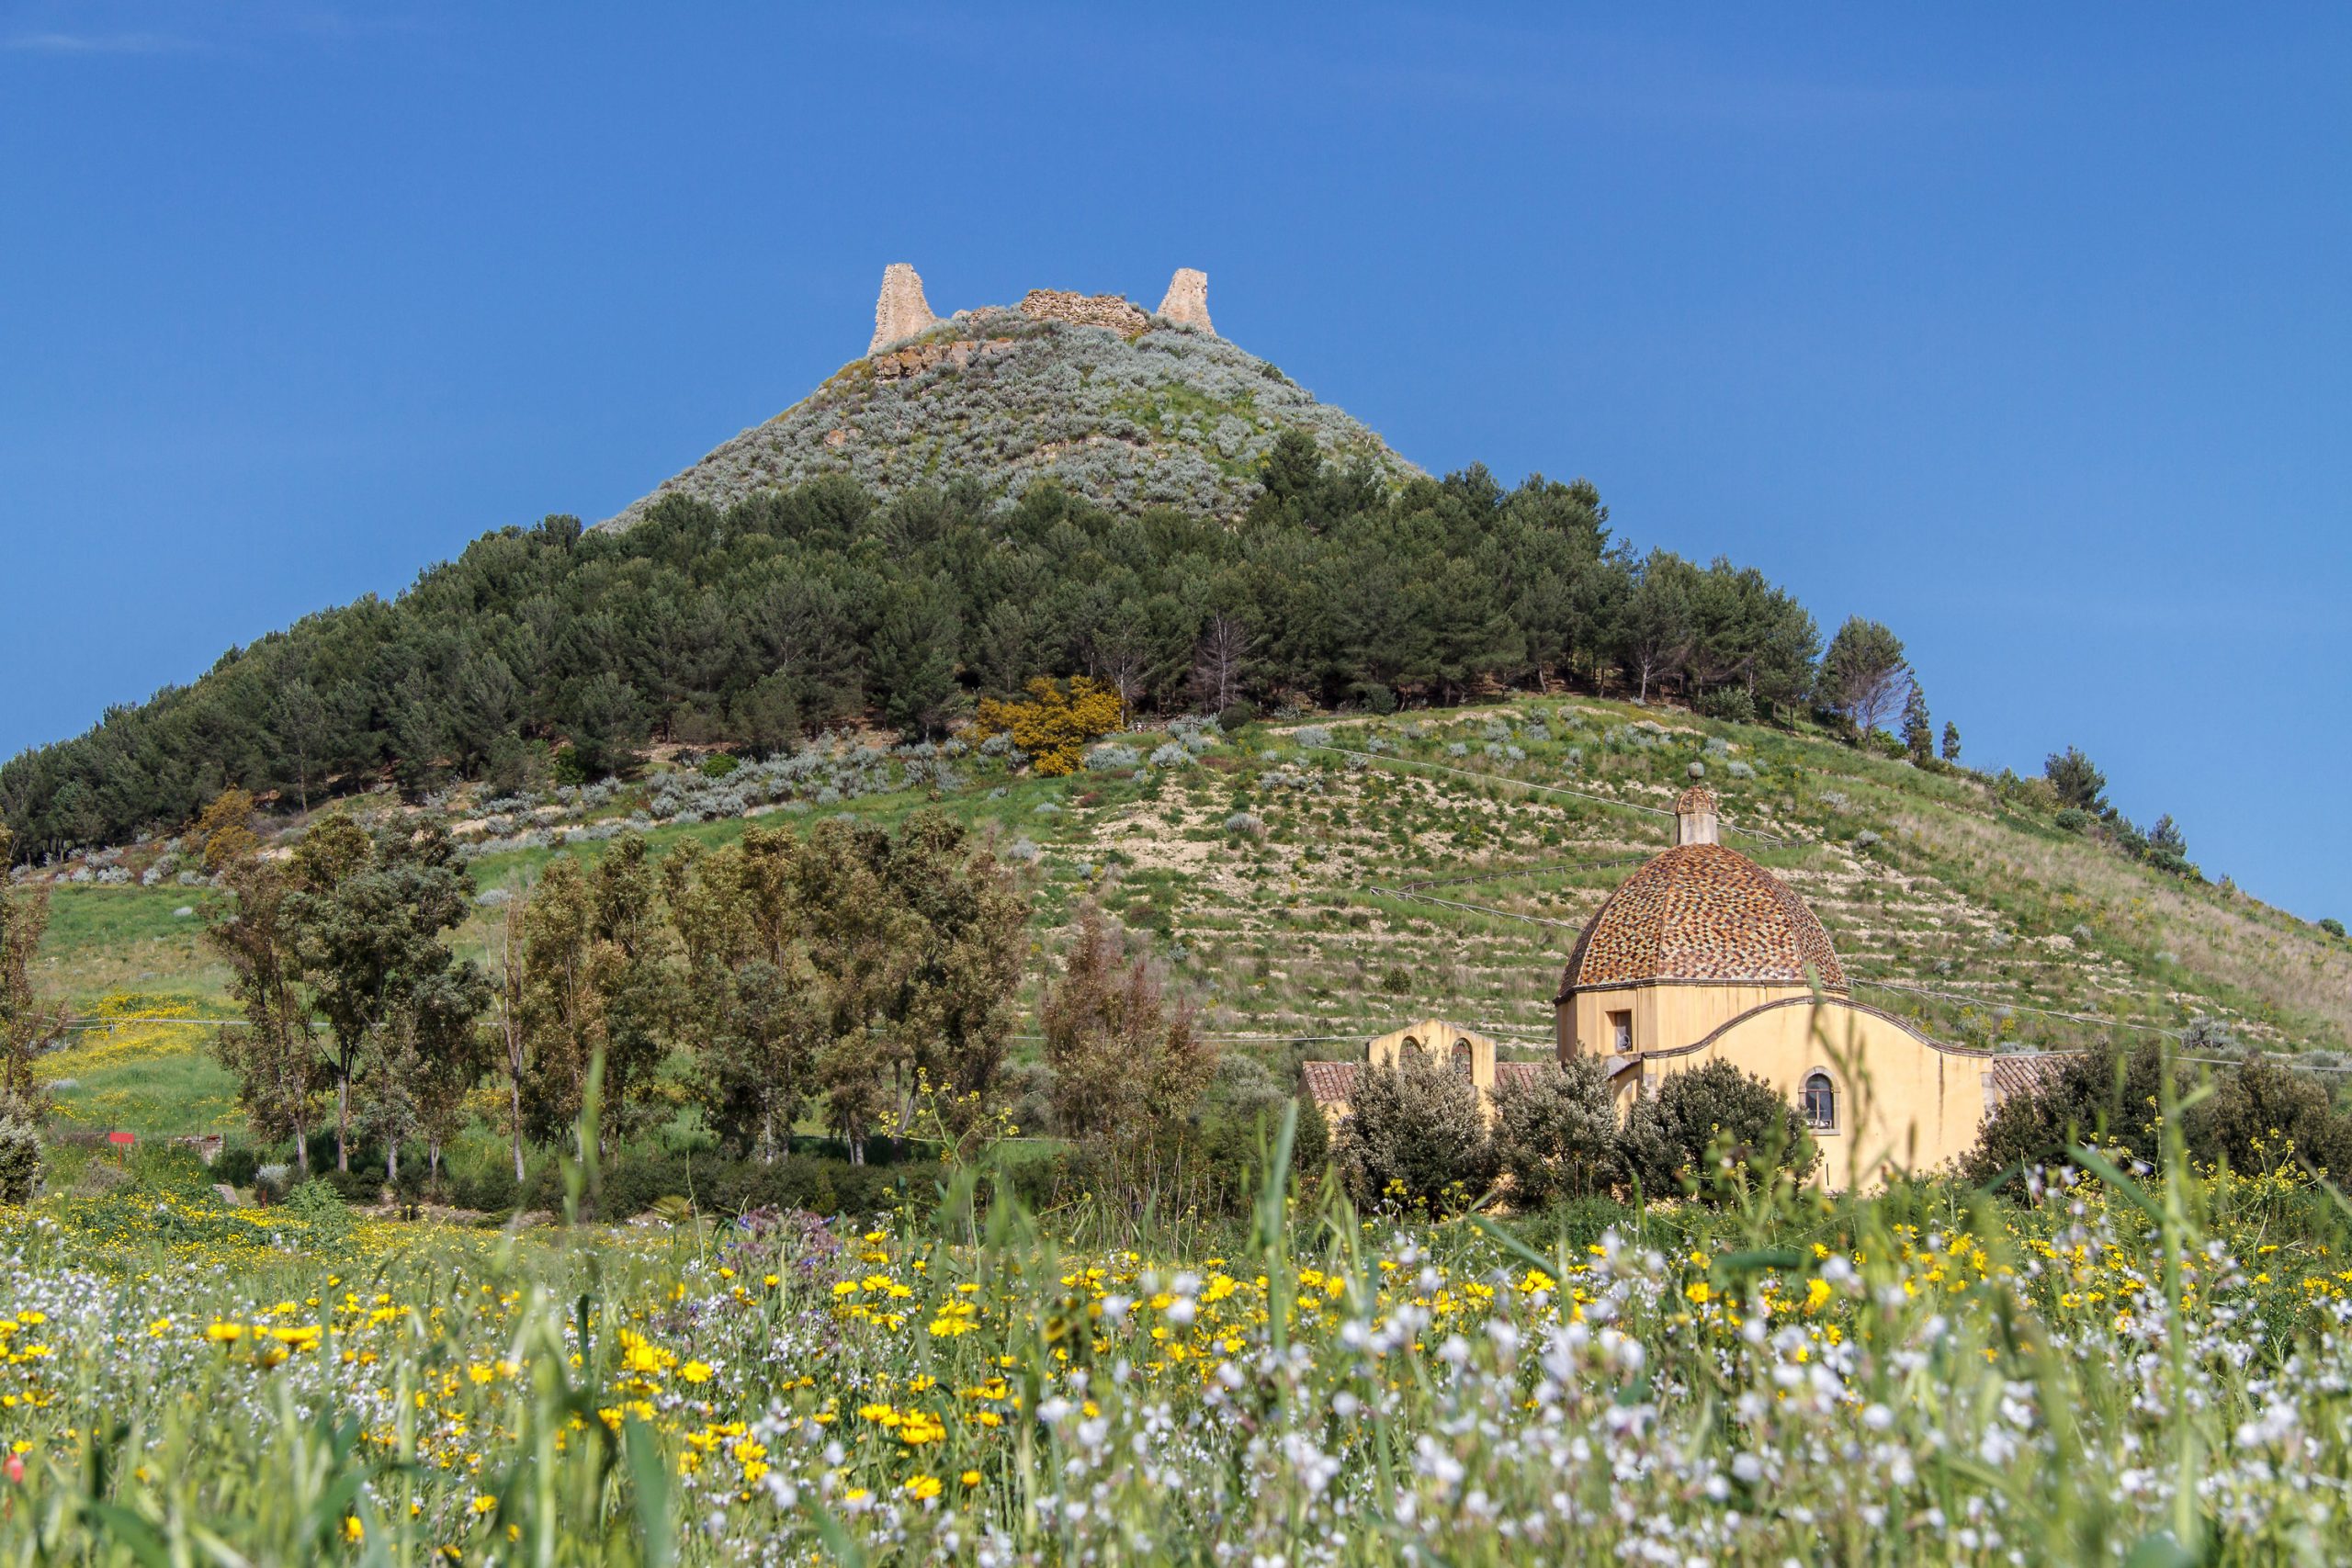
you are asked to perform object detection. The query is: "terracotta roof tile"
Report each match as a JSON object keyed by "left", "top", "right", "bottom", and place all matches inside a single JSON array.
[
  {"left": 1562, "top": 843, "right": 1847, "bottom": 993},
  {"left": 1989, "top": 1053, "right": 2070, "bottom": 1105},
  {"left": 1673, "top": 784, "right": 1719, "bottom": 816},
  {"left": 1300, "top": 1060, "right": 1361, "bottom": 1107}
]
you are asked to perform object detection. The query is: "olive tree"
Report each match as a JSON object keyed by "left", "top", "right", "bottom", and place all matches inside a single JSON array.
[
  {"left": 1335, "top": 1047, "right": 1495, "bottom": 1213},
  {"left": 0, "top": 1100, "right": 40, "bottom": 1204},
  {"left": 1621, "top": 1058, "right": 1817, "bottom": 1200},
  {"left": 1491, "top": 1056, "right": 1623, "bottom": 1204}
]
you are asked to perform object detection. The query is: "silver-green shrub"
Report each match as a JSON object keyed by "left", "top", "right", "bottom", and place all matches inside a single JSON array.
[
  {"left": 1621, "top": 1058, "right": 1817, "bottom": 1199},
  {"left": 0, "top": 1100, "right": 42, "bottom": 1204},
  {"left": 1334, "top": 1048, "right": 1495, "bottom": 1213},
  {"left": 1491, "top": 1057, "right": 1624, "bottom": 1203}
]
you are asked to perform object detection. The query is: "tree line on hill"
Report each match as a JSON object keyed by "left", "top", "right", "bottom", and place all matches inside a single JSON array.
[
  {"left": 8, "top": 433, "right": 1909, "bottom": 862},
  {"left": 186, "top": 801, "right": 1322, "bottom": 1214},
  {"left": 204, "top": 807, "right": 1026, "bottom": 1184}
]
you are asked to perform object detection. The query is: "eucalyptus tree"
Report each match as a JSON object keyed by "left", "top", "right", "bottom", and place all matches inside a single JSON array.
[{"left": 286, "top": 817, "right": 486, "bottom": 1174}]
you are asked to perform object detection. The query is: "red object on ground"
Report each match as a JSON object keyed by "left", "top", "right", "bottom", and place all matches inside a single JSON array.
[
  {"left": 4, "top": 1453, "right": 21, "bottom": 1483},
  {"left": 107, "top": 1131, "right": 135, "bottom": 1146}
]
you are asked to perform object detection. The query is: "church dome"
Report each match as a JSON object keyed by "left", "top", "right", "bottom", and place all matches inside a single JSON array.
[{"left": 1561, "top": 840, "right": 1847, "bottom": 994}]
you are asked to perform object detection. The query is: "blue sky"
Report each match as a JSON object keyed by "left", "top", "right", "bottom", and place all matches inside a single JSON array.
[{"left": 2, "top": 4, "right": 2346, "bottom": 921}]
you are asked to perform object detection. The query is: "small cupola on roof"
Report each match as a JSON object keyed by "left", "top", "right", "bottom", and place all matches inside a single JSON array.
[{"left": 1674, "top": 784, "right": 1720, "bottom": 846}]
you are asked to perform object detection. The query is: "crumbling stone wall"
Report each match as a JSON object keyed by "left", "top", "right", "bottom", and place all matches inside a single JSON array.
[
  {"left": 1157, "top": 268, "right": 1213, "bottom": 334},
  {"left": 869, "top": 263, "right": 939, "bottom": 353},
  {"left": 870, "top": 335, "right": 1019, "bottom": 381},
  {"left": 1018, "top": 289, "right": 1151, "bottom": 335}
]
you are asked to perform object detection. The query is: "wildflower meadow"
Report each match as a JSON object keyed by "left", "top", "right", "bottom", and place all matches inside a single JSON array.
[{"left": 2, "top": 1082, "right": 2351, "bottom": 1567}]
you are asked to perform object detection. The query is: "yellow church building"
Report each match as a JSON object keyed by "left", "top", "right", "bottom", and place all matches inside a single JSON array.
[{"left": 1306, "top": 784, "right": 2021, "bottom": 1190}]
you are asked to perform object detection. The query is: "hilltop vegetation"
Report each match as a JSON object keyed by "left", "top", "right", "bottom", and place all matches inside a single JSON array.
[
  {"left": 6, "top": 361, "right": 2254, "bottom": 960},
  {"left": 3, "top": 435, "right": 1843, "bottom": 863},
  {"left": 608, "top": 311, "right": 1413, "bottom": 527}
]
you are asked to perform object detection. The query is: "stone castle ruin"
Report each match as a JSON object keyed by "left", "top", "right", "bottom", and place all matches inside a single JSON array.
[
  {"left": 605, "top": 256, "right": 1403, "bottom": 533},
  {"left": 868, "top": 264, "right": 938, "bottom": 353},
  {"left": 867, "top": 264, "right": 1213, "bottom": 354},
  {"left": 1158, "top": 267, "right": 1212, "bottom": 333}
]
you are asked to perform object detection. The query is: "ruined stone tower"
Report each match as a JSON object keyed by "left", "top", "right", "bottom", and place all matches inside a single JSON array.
[
  {"left": 866, "top": 264, "right": 1214, "bottom": 353},
  {"left": 868, "top": 264, "right": 938, "bottom": 353},
  {"left": 1157, "top": 268, "right": 1213, "bottom": 334}
]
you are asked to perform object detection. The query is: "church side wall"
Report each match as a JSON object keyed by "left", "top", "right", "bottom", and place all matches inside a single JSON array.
[{"left": 1647, "top": 1000, "right": 1990, "bottom": 1190}]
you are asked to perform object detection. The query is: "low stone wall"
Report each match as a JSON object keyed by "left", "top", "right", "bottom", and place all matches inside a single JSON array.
[
  {"left": 869, "top": 336, "right": 1020, "bottom": 381},
  {"left": 1018, "top": 288, "right": 1151, "bottom": 335}
]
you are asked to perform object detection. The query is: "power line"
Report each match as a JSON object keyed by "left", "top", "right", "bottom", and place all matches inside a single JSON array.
[
  {"left": 1849, "top": 977, "right": 2191, "bottom": 1040},
  {"left": 1359, "top": 853, "right": 1651, "bottom": 936},
  {"left": 1389, "top": 853, "right": 1650, "bottom": 893},
  {"left": 1361, "top": 884, "right": 1586, "bottom": 931}
]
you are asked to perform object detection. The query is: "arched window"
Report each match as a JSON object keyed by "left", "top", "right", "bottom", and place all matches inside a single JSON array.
[
  {"left": 1453, "top": 1040, "right": 1475, "bottom": 1078},
  {"left": 1802, "top": 1071, "right": 1837, "bottom": 1131}
]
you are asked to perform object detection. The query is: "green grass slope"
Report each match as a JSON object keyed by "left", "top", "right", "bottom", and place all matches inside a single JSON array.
[{"left": 31, "top": 697, "right": 2351, "bottom": 1138}]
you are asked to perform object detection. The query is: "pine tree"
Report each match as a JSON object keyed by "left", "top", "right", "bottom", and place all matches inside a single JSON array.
[
  {"left": 1817, "top": 618, "right": 1910, "bottom": 739},
  {"left": 871, "top": 581, "right": 962, "bottom": 738},
  {"left": 1901, "top": 682, "right": 1934, "bottom": 763},
  {"left": 2044, "top": 747, "right": 2109, "bottom": 812},
  {"left": 1940, "top": 721, "right": 1962, "bottom": 763}
]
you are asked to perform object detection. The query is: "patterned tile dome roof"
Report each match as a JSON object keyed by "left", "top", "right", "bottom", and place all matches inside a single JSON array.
[{"left": 1562, "top": 842, "right": 1847, "bottom": 993}]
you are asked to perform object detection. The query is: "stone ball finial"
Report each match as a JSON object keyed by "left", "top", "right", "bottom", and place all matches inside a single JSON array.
[
  {"left": 1157, "top": 268, "right": 1213, "bottom": 334},
  {"left": 869, "top": 264, "right": 939, "bottom": 354}
]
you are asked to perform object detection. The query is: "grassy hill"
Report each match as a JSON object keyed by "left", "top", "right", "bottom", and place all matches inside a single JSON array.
[{"left": 32, "top": 695, "right": 2349, "bottom": 1140}]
